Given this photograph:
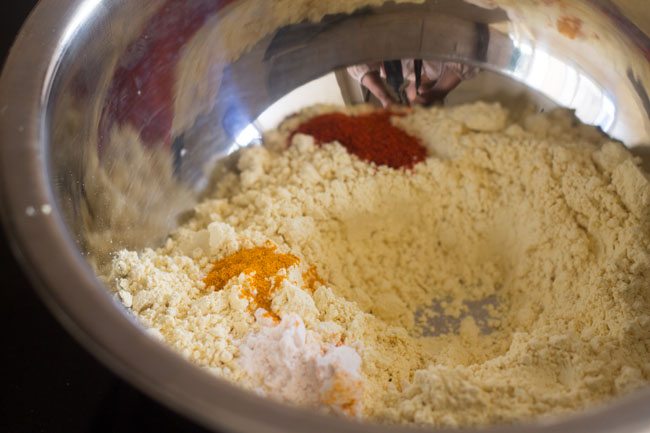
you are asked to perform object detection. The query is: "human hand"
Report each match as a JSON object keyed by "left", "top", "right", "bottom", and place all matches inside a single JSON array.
[{"left": 380, "top": 96, "right": 397, "bottom": 108}]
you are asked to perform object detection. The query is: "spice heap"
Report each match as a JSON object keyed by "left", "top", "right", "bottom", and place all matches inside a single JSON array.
[
  {"left": 109, "top": 102, "right": 650, "bottom": 428},
  {"left": 239, "top": 312, "right": 364, "bottom": 416},
  {"left": 204, "top": 245, "right": 299, "bottom": 317},
  {"left": 291, "top": 111, "right": 426, "bottom": 169}
]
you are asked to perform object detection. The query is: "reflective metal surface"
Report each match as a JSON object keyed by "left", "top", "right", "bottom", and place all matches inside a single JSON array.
[{"left": 1, "top": 0, "right": 649, "bottom": 432}]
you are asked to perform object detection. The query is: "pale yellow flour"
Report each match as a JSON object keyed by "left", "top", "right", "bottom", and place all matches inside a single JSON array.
[{"left": 109, "top": 102, "right": 650, "bottom": 428}]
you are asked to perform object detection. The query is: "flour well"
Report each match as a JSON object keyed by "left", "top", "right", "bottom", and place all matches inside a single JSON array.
[{"left": 109, "top": 102, "right": 650, "bottom": 427}]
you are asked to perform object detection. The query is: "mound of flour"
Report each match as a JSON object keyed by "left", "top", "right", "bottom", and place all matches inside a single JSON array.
[{"left": 109, "top": 102, "right": 650, "bottom": 427}]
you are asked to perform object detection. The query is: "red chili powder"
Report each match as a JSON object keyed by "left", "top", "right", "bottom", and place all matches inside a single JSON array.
[{"left": 291, "top": 111, "right": 427, "bottom": 169}]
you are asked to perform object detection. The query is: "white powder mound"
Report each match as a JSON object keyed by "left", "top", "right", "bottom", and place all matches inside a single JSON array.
[
  {"left": 239, "top": 312, "right": 363, "bottom": 415},
  {"left": 109, "top": 102, "right": 650, "bottom": 428}
]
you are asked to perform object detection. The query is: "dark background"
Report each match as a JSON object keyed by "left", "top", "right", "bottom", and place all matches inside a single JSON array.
[{"left": 0, "top": 3, "right": 210, "bottom": 433}]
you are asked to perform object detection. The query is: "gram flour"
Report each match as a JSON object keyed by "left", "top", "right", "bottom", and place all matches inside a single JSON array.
[{"left": 109, "top": 102, "right": 650, "bottom": 427}]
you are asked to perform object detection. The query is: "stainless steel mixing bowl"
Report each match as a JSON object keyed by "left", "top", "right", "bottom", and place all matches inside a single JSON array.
[{"left": 1, "top": 0, "right": 649, "bottom": 432}]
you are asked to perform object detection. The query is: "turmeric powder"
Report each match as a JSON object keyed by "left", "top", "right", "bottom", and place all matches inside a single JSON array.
[
  {"left": 204, "top": 245, "right": 299, "bottom": 315},
  {"left": 302, "top": 265, "right": 324, "bottom": 291}
]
